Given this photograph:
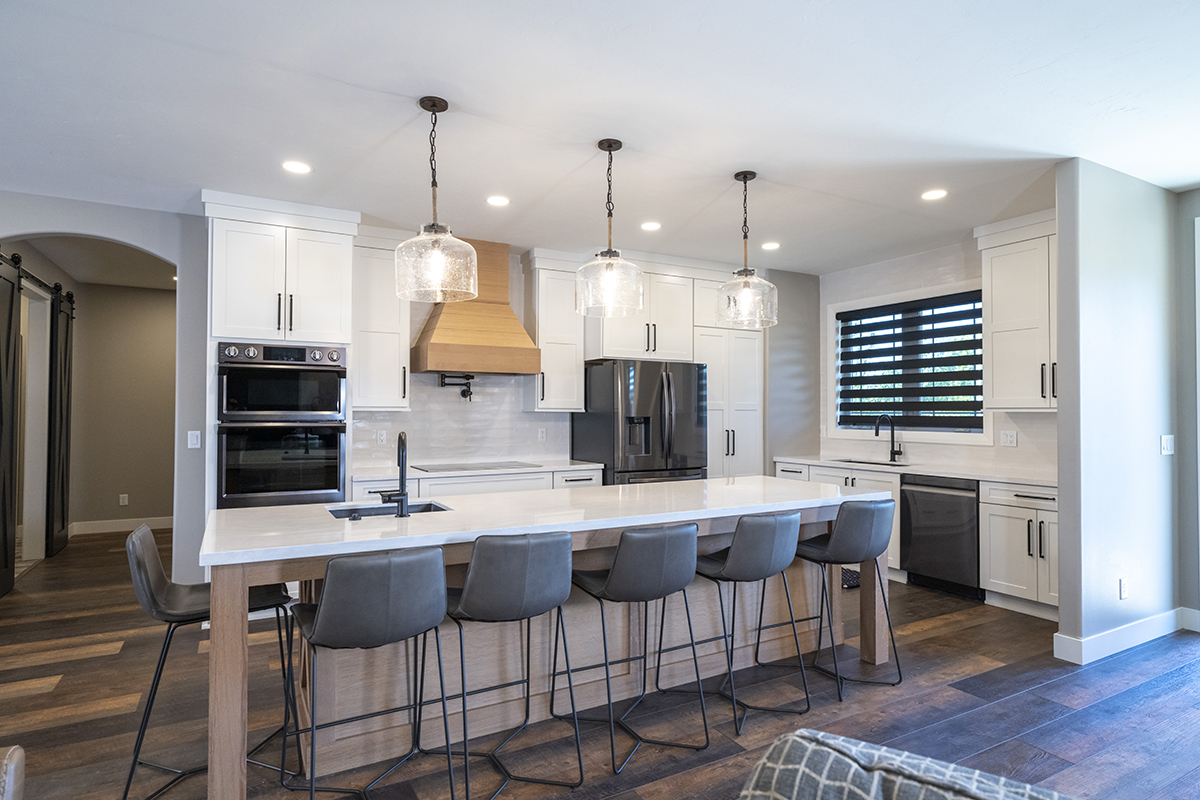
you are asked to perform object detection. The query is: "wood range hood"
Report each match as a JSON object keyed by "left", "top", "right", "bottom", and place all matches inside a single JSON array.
[{"left": 410, "top": 238, "right": 542, "bottom": 375}]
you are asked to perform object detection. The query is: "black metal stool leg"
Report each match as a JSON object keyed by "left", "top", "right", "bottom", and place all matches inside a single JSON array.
[{"left": 808, "top": 565, "right": 845, "bottom": 700}]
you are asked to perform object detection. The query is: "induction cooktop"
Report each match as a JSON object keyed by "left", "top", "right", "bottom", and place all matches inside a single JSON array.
[{"left": 411, "top": 461, "right": 542, "bottom": 473}]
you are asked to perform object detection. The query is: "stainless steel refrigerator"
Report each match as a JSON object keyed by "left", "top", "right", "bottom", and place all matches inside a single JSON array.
[{"left": 571, "top": 360, "right": 707, "bottom": 484}]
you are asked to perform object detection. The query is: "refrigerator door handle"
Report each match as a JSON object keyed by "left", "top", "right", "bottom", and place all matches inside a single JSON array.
[{"left": 666, "top": 371, "right": 676, "bottom": 459}]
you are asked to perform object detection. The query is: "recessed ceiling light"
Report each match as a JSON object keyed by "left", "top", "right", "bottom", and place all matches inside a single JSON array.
[
  {"left": 172, "top": 276, "right": 178, "bottom": 281},
  {"left": 487, "top": 196, "right": 509, "bottom": 206},
  {"left": 282, "top": 161, "right": 312, "bottom": 174},
  {"left": 921, "top": 189, "right": 948, "bottom": 200},
  {"left": 761, "top": 242, "right": 780, "bottom": 251},
  {"left": 641, "top": 222, "right": 661, "bottom": 231}
]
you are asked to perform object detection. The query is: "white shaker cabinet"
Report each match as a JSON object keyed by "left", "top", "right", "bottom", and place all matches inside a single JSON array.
[
  {"left": 527, "top": 269, "right": 585, "bottom": 412},
  {"left": 351, "top": 246, "right": 410, "bottom": 410},
  {"left": 983, "top": 233, "right": 1058, "bottom": 410},
  {"left": 694, "top": 327, "right": 762, "bottom": 477},
  {"left": 210, "top": 218, "right": 353, "bottom": 344},
  {"left": 979, "top": 482, "right": 1058, "bottom": 606},
  {"left": 587, "top": 273, "right": 694, "bottom": 362}
]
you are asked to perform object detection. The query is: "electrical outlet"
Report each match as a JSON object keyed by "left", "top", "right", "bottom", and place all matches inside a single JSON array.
[
  {"left": 1162, "top": 435, "right": 1175, "bottom": 456},
  {"left": 376, "top": 430, "right": 387, "bottom": 446},
  {"left": 820, "top": 425, "right": 827, "bottom": 438},
  {"left": 1119, "top": 577, "right": 1129, "bottom": 600},
  {"left": 538, "top": 428, "right": 547, "bottom": 442},
  {"left": 1000, "top": 430, "right": 1017, "bottom": 447},
  {"left": 119, "top": 494, "right": 129, "bottom": 507}
]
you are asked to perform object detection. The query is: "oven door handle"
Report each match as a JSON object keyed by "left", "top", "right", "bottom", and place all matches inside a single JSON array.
[{"left": 217, "top": 422, "right": 347, "bottom": 431}]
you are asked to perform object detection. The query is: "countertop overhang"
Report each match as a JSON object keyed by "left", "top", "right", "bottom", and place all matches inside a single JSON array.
[{"left": 200, "top": 475, "right": 889, "bottom": 567}]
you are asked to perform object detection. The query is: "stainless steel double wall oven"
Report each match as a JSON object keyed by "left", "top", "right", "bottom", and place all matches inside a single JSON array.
[{"left": 216, "top": 342, "right": 346, "bottom": 508}]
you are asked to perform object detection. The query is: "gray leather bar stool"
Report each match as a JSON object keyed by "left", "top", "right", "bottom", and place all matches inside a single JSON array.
[
  {"left": 690, "top": 510, "right": 811, "bottom": 734},
  {"left": 432, "top": 532, "right": 582, "bottom": 800},
  {"left": 123, "top": 525, "right": 291, "bottom": 800},
  {"left": 282, "top": 548, "right": 456, "bottom": 800},
  {"left": 796, "top": 498, "right": 901, "bottom": 700},
  {"left": 553, "top": 523, "right": 709, "bottom": 774}
]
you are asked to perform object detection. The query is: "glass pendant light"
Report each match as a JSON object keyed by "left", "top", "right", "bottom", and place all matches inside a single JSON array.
[
  {"left": 717, "top": 171, "right": 779, "bottom": 328},
  {"left": 396, "top": 96, "right": 478, "bottom": 303},
  {"left": 576, "top": 139, "right": 643, "bottom": 317}
]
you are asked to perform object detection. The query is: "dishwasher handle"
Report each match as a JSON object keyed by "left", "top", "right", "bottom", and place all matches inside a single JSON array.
[{"left": 902, "top": 484, "right": 977, "bottom": 499}]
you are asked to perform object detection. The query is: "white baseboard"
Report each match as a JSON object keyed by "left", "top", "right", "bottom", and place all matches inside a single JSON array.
[
  {"left": 984, "top": 592, "right": 1059, "bottom": 622},
  {"left": 1054, "top": 607, "right": 1190, "bottom": 665},
  {"left": 68, "top": 516, "right": 173, "bottom": 537}
]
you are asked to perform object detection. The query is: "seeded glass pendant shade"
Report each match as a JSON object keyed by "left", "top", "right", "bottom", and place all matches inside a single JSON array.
[
  {"left": 717, "top": 171, "right": 779, "bottom": 329},
  {"left": 576, "top": 139, "right": 644, "bottom": 317},
  {"left": 396, "top": 96, "right": 478, "bottom": 303}
]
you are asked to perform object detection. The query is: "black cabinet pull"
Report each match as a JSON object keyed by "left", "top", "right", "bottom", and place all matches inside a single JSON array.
[
  {"left": 540, "top": 372, "right": 545, "bottom": 402},
  {"left": 1038, "top": 520, "right": 1045, "bottom": 559},
  {"left": 1040, "top": 363, "right": 1047, "bottom": 398},
  {"left": 402, "top": 366, "right": 407, "bottom": 399},
  {"left": 645, "top": 323, "right": 651, "bottom": 351},
  {"left": 844, "top": 476, "right": 849, "bottom": 487},
  {"left": 731, "top": 429, "right": 736, "bottom": 456},
  {"left": 1052, "top": 362, "right": 1058, "bottom": 398},
  {"left": 725, "top": 429, "right": 730, "bottom": 457},
  {"left": 652, "top": 323, "right": 657, "bottom": 351},
  {"left": 277, "top": 293, "right": 282, "bottom": 331},
  {"left": 289, "top": 294, "right": 294, "bottom": 331},
  {"left": 851, "top": 476, "right": 857, "bottom": 487},
  {"left": 780, "top": 468, "right": 803, "bottom": 474},
  {"left": 1014, "top": 493, "right": 1056, "bottom": 502},
  {"left": 564, "top": 476, "right": 593, "bottom": 483},
  {"left": 1027, "top": 519, "right": 1034, "bottom": 557}
]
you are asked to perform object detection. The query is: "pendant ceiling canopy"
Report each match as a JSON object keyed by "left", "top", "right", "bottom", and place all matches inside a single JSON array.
[
  {"left": 396, "top": 96, "right": 478, "bottom": 303},
  {"left": 717, "top": 171, "right": 779, "bottom": 329}
]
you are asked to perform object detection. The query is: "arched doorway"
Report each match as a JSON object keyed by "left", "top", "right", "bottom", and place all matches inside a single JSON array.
[{"left": 0, "top": 234, "right": 176, "bottom": 592}]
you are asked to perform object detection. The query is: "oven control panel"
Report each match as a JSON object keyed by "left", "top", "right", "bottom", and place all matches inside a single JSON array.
[{"left": 217, "top": 342, "right": 346, "bottom": 367}]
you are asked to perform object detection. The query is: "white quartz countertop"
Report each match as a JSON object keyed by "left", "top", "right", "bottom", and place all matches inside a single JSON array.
[
  {"left": 200, "top": 475, "right": 889, "bottom": 567},
  {"left": 773, "top": 456, "right": 1057, "bottom": 488},
  {"left": 351, "top": 459, "right": 604, "bottom": 482}
]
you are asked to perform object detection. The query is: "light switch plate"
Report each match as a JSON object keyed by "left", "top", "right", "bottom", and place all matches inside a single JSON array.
[
  {"left": 119, "top": 494, "right": 129, "bottom": 507},
  {"left": 187, "top": 430, "right": 201, "bottom": 449},
  {"left": 1000, "top": 430, "right": 1017, "bottom": 447},
  {"left": 1162, "top": 435, "right": 1175, "bottom": 456}
]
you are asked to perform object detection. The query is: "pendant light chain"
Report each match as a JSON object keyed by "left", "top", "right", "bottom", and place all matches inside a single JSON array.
[
  {"left": 606, "top": 149, "right": 614, "bottom": 251},
  {"left": 429, "top": 108, "right": 439, "bottom": 225},
  {"left": 742, "top": 176, "right": 750, "bottom": 270}
]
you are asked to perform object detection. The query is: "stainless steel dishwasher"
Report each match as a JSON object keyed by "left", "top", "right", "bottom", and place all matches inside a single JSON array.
[{"left": 900, "top": 474, "right": 983, "bottom": 599}]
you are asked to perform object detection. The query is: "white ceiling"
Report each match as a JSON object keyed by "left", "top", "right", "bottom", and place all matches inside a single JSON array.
[
  {"left": 2, "top": 1, "right": 1198, "bottom": 275},
  {"left": 20, "top": 237, "right": 176, "bottom": 291}
]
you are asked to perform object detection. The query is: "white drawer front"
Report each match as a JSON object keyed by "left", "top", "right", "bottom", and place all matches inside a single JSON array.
[
  {"left": 350, "top": 478, "right": 407, "bottom": 502},
  {"left": 553, "top": 470, "right": 602, "bottom": 489},
  {"left": 419, "top": 472, "right": 553, "bottom": 498},
  {"left": 774, "top": 463, "right": 809, "bottom": 481},
  {"left": 980, "top": 481, "right": 1058, "bottom": 512}
]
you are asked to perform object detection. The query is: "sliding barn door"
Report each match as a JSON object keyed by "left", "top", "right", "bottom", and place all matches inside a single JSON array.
[
  {"left": 0, "top": 255, "right": 21, "bottom": 597},
  {"left": 45, "top": 287, "right": 72, "bottom": 557}
]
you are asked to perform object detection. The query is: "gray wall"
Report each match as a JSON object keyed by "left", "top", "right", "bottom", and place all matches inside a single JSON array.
[
  {"left": 763, "top": 269, "right": 821, "bottom": 468},
  {"left": 70, "top": 284, "right": 176, "bottom": 523},
  {"left": 1178, "top": 188, "right": 1200, "bottom": 611},
  {"left": 1057, "top": 159, "right": 1178, "bottom": 648}
]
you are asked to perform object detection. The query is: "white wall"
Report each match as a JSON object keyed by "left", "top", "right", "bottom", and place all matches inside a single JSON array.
[
  {"left": 1176, "top": 188, "right": 1200, "bottom": 612},
  {"left": 815, "top": 240, "right": 1058, "bottom": 475},
  {"left": 0, "top": 189, "right": 208, "bottom": 582},
  {"left": 1055, "top": 158, "right": 1178, "bottom": 663}
]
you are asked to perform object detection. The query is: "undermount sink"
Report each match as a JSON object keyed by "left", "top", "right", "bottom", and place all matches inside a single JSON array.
[
  {"left": 329, "top": 501, "right": 451, "bottom": 520},
  {"left": 831, "top": 458, "right": 910, "bottom": 467}
]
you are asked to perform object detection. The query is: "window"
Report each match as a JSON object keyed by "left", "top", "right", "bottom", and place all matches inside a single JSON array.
[{"left": 836, "top": 290, "right": 983, "bottom": 432}]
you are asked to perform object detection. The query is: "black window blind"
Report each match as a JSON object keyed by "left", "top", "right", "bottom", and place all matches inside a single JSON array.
[{"left": 836, "top": 290, "right": 983, "bottom": 431}]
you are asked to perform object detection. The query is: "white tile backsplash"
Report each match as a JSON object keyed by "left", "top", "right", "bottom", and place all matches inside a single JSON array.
[{"left": 351, "top": 372, "right": 571, "bottom": 468}]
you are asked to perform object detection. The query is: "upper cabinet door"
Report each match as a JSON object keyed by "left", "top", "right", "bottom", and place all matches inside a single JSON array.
[
  {"left": 648, "top": 274, "right": 693, "bottom": 361},
  {"left": 600, "top": 274, "right": 653, "bottom": 359},
  {"left": 535, "top": 269, "right": 585, "bottom": 411},
  {"left": 285, "top": 228, "right": 353, "bottom": 344},
  {"left": 352, "top": 246, "right": 410, "bottom": 410},
  {"left": 984, "top": 237, "right": 1051, "bottom": 409},
  {"left": 692, "top": 279, "right": 723, "bottom": 328},
  {"left": 211, "top": 219, "right": 287, "bottom": 341}
]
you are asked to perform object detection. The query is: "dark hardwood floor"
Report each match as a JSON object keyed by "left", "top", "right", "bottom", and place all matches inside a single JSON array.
[{"left": 3, "top": 531, "right": 1198, "bottom": 799}]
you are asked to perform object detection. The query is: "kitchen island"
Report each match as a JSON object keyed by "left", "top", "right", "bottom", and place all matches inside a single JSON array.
[{"left": 200, "top": 475, "right": 891, "bottom": 800}]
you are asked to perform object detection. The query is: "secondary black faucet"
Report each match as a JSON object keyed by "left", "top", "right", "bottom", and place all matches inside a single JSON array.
[
  {"left": 874, "top": 414, "right": 903, "bottom": 463},
  {"left": 395, "top": 431, "right": 409, "bottom": 518}
]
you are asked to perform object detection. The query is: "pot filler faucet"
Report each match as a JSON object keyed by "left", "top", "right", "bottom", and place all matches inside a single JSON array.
[
  {"left": 874, "top": 414, "right": 903, "bottom": 463},
  {"left": 395, "top": 431, "right": 409, "bottom": 518}
]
